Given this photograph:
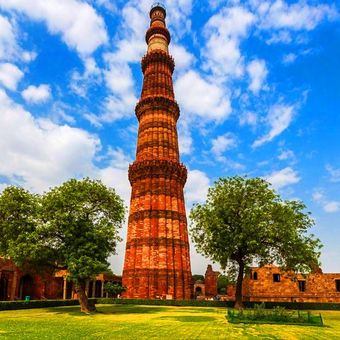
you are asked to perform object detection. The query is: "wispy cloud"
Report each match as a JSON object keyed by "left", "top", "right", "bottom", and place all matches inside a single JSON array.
[
  {"left": 253, "top": 103, "right": 295, "bottom": 147},
  {"left": 0, "top": 0, "right": 108, "bottom": 56},
  {"left": 326, "top": 164, "right": 340, "bottom": 183},
  {"left": 265, "top": 167, "right": 300, "bottom": 190},
  {"left": 313, "top": 190, "right": 340, "bottom": 213}
]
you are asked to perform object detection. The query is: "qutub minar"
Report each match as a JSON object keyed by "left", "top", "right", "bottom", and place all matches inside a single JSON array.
[{"left": 122, "top": 4, "right": 192, "bottom": 299}]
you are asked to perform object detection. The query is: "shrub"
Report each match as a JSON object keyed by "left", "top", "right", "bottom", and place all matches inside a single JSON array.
[
  {"left": 227, "top": 304, "right": 324, "bottom": 326},
  {"left": 0, "top": 299, "right": 83, "bottom": 311}
]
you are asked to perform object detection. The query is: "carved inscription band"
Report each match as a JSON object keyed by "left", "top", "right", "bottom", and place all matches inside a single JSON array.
[
  {"left": 123, "top": 268, "right": 191, "bottom": 277},
  {"left": 131, "top": 187, "right": 184, "bottom": 198},
  {"left": 138, "top": 121, "right": 177, "bottom": 135},
  {"left": 128, "top": 209, "right": 187, "bottom": 223},
  {"left": 128, "top": 159, "right": 187, "bottom": 184},
  {"left": 141, "top": 50, "right": 174, "bottom": 73},
  {"left": 135, "top": 96, "right": 180, "bottom": 121},
  {"left": 126, "top": 237, "right": 188, "bottom": 248}
]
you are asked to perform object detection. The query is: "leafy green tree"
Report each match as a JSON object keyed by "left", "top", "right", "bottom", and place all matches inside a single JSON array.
[
  {"left": 192, "top": 274, "right": 205, "bottom": 283},
  {"left": 0, "top": 178, "right": 125, "bottom": 313},
  {"left": 104, "top": 282, "right": 126, "bottom": 297},
  {"left": 190, "top": 176, "right": 321, "bottom": 309},
  {"left": 217, "top": 275, "right": 235, "bottom": 294}
]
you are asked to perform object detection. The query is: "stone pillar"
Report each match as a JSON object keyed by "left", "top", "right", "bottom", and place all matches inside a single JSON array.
[
  {"left": 92, "top": 280, "right": 96, "bottom": 298},
  {"left": 62, "top": 277, "right": 67, "bottom": 300},
  {"left": 10, "top": 271, "right": 18, "bottom": 300},
  {"left": 101, "top": 281, "right": 104, "bottom": 298}
]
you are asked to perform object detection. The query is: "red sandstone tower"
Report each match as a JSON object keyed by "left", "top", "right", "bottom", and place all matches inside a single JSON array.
[{"left": 122, "top": 4, "right": 192, "bottom": 299}]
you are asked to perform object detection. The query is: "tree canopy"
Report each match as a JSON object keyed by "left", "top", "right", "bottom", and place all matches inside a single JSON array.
[
  {"left": 0, "top": 178, "right": 125, "bottom": 313},
  {"left": 189, "top": 176, "right": 322, "bottom": 308}
]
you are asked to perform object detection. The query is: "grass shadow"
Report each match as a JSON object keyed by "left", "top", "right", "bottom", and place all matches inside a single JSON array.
[
  {"left": 46, "top": 304, "right": 172, "bottom": 316},
  {"left": 158, "top": 315, "right": 216, "bottom": 322}
]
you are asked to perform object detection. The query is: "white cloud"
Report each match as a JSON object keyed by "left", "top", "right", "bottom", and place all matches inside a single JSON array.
[
  {"left": 0, "top": 62, "right": 23, "bottom": 90},
  {"left": 0, "top": 88, "right": 133, "bottom": 202},
  {"left": 258, "top": 0, "right": 338, "bottom": 31},
  {"left": 98, "top": 147, "right": 132, "bottom": 204},
  {"left": 203, "top": 5, "right": 255, "bottom": 80},
  {"left": 185, "top": 169, "right": 210, "bottom": 206},
  {"left": 313, "top": 190, "right": 340, "bottom": 213},
  {"left": 0, "top": 89, "right": 100, "bottom": 192},
  {"left": 239, "top": 111, "right": 258, "bottom": 127},
  {"left": 175, "top": 70, "right": 231, "bottom": 122},
  {"left": 247, "top": 59, "right": 268, "bottom": 94},
  {"left": 92, "top": 0, "right": 118, "bottom": 13},
  {"left": 0, "top": 14, "right": 17, "bottom": 60},
  {"left": 253, "top": 103, "right": 295, "bottom": 147},
  {"left": 69, "top": 57, "right": 102, "bottom": 97},
  {"left": 84, "top": 113, "right": 102, "bottom": 128},
  {"left": 312, "top": 191, "right": 323, "bottom": 202},
  {"left": 266, "top": 30, "right": 292, "bottom": 44},
  {"left": 22, "top": 84, "right": 51, "bottom": 103},
  {"left": 170, "top": 44, "right": 194, "bottom": 71},
  {"left": 265, "top": 167, "right": 300, "bottom": 190},
  {"left": 211, "top": 133, "right": 237, "bottom": 161},
  {"left": 178, "top": 119, "right": 193, "bottom": 155},
  {"left": 323, "top": 201, "right": 340, "bottom": 213},
  {"left": 278, "top": 149, "right": 295, "bottom": 161},
  {"left": 282, "top": 53, "right": 297, "bottom": 64},
  {"left": 0, "top": 14, "right": 37, "bottom": 63},
  {"left": 0, "top": 0, "right": 108, "bottom": 55},
  {"left": 326, "top": 164, "right": 340, "bottom": 183}
]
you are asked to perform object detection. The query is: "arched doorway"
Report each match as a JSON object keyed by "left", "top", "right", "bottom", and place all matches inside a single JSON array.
[
  {"left": 19, "top": 274, "right": 34, "bottom": 300},
  {"left": 195, "top": 286, "right": 202, "bottom": 295},
  {"left": 193, "top": 283, "right": 205, "bottom": 299},
  {"left": 0, "top": 275, "right": 9, "bottom": 301}
]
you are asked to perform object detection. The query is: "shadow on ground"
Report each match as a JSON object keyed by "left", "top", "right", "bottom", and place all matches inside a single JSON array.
[
  {"left": 46, "top": 305, "right": 173, "bottom": 316},
  {"left": 158, "top": 315, "right": 217, "bottom": 322}
]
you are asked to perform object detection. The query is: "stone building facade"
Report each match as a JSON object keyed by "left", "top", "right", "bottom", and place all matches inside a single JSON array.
[
  {"left": 0, "top": 258, "right": 121, "bottom": 301},
  {"left": 122, "top": 4, "right": 192, "bottom": 300},
  {"left": 193, "top": 265, "right": 220, "bottom": 299},
  {"left": 241, "top": 265, "right": 340, "bottom": 303}
]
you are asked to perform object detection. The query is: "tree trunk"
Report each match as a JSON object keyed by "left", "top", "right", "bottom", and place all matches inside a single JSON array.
[
  {"left": 234, "top": 261, "right": 245, "bottom": 310},
  {"left": 75, "top": 282, "right": 96, "bottom": 313}
]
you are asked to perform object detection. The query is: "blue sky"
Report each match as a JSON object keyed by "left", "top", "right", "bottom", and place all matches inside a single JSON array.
[{"left": 0, "top": 0, "right": 339, "bottom": 275}]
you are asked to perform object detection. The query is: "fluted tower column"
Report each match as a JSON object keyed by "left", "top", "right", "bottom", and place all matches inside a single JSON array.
[{"left": 122, "top": 4, "right": 192, "bottom": 300}]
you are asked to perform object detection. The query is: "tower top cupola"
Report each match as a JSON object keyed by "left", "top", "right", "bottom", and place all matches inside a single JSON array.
[
  {"left": 146, "top": 2, "right": 170, "bottom": 53},
  {"left": 150, "top": 2, "right": 166, "bottom": 19}
]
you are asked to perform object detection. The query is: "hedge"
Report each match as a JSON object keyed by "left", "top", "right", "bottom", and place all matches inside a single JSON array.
[
  {"left": 95, "top": 298, "right": 340, "bottom": 310},
  {"left": 96, "top": 298, "right": 234, "bottom": 308},
  {"left": 0, "top": 299, "right": 83, "bottom": 311},
  {"left": 1, "top": 298, "right": 340, "bottom": 311}
]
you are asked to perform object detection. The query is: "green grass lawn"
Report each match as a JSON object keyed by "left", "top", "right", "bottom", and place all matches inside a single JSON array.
[{"left": 0, "top": 304, "right": 340, "bottom": 339}]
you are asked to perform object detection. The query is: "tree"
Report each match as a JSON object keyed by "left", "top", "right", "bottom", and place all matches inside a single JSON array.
[
  {"left": 192, "top": 274, "right": 205, "bottom": 283},
  {"left": 189, "top": 176, "right": 322, "bottom": 309},
  {"left": 217, "top": 275, "right": 235, "bottom": 295},
  {"left": 104, "top": 282, "right": 126, "bottom": 297},
  {"left": 0, "top": 178, "right": 125, "bottom": 313}
]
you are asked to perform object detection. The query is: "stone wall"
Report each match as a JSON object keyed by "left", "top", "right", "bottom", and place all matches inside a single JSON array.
[
  {"left": 0, "top": 258, "right": 122, "bottom": 301},
  {"left": 204, "top": 265, "right": 219, "bottom": 297},
  {"left": 243, "top": 265, "right": 340, "bottom": 303}
]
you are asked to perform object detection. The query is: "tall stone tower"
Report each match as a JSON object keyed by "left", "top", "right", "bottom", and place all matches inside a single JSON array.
[{"left": 122, "top": 4, "right": 192, "bottom": 300}]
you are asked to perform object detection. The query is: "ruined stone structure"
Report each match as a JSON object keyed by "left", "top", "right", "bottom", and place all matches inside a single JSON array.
[
  {"left": 193, "top": 265, "right": 220, "bottom": 299},
  {"left": 241, "top": 265, "right": 340, "bottom": 303},
  {"left": 0, "top": 258, "right": 121, "bottom": 301},
  {"left": 193, "top": 264, "right": 340, "bottom": 303},
  {"left": 122, "top": 4, "right": 192, "bottom": 300},
  {"left": 204, "top": 265, "right": 219, "bottom": 297}
]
